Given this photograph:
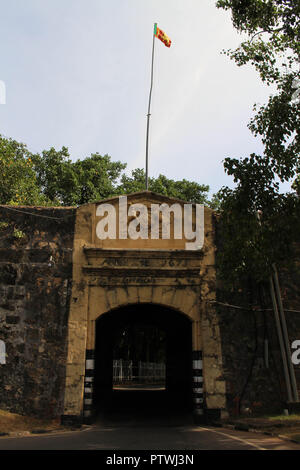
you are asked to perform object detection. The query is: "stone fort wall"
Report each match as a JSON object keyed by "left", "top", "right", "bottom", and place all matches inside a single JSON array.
[
  {"left": 0, "top": 206, "right": 76, "bottom": 418},
  {"left": 216, "top": 252, "right": 300, "bottom": 415},
  {"left": 0, "top": 201, "right": 299, "bottom": 419}
]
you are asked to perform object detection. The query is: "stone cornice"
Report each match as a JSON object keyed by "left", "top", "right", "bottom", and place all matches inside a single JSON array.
[
  {"left": 82, "top": 266, "right": 201, "bottom": 278},
  {"left": 83, "top": 247, "right": 204, "bottom": 260}
]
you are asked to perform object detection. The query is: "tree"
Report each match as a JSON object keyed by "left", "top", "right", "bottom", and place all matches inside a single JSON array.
[
  {"left": 217, "top": 154, "right": 300, "bottom": 285},
  {"left": 0, "top": 135, "right": 46, "bottom": 206},
  {"left": 73, "top": 153, "right": 126, "bottom": 205},
  {"left": 215, "top": 0, "right": 300, "bottom": 285},
  {"left": 217, "top": 0, "right": 300, "bottom": 184},
  {"left": 32, "top": 147, "right": 78, "bottom": 206},
  {"left": 117, "top": 168, "right": 211, "bottom": 205},
  {"left": 32, "top": 149, "right": 126, "bottom": 206},
  {"left": 0, "top": 135, "right": 215, "bottom": 207}
]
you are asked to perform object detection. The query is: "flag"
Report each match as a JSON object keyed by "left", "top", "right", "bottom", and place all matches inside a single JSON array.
[{"left": 154, "top": 23, "right": 171, "bottom": 48}]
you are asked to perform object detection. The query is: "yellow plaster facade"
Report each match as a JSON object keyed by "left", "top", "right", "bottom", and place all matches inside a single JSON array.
[{"left": 62, "top": 192, "right": 226, "bottom": 418}]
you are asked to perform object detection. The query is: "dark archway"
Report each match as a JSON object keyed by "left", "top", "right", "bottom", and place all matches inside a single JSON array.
[{"left": 93, "top": 303, "right": 193, "bottom": 418}]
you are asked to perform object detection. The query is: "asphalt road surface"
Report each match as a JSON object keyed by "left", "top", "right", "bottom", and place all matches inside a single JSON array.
[{"left": 0, "top": 413, "right": 299, "bottom": 451}]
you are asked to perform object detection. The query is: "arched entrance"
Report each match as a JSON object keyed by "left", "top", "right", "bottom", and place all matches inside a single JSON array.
[
  {"left": 93, "top": 304, "right": 192, "bottom": 418},
  {"left": 62, "top": 193, "right": 227, "bottom": 426}
]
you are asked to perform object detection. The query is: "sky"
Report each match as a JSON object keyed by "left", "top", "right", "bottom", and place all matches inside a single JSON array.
[{"left": 0, "top": 0, "right": 276, "bottom": 196}]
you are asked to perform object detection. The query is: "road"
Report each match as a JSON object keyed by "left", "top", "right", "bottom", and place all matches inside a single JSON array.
[{"left": 0, "top": 413, "right": 299, "bottom": 450}]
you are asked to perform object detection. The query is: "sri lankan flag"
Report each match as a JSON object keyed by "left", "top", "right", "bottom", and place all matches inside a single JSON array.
[{"left": 154, "top": 23, "right": 171, "bottom": 48}]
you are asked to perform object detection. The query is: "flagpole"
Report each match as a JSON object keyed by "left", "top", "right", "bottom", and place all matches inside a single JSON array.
[{"left": 145, "top": 23, "right": 156, "bottom": 190}]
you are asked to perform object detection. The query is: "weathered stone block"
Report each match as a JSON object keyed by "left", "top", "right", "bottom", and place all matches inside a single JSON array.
[
  {"left": 0, "top": 264, "right": 17, "bottom": 284},
  {"left": 5, "top": 316, "right": 20, "bottom": 325}
]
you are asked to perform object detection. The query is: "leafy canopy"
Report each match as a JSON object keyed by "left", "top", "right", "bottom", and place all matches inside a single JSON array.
[
  {"left": 217, "top": 0, "right": 299, "bottom": 183},
  {"left": 118, "top": 168, "right": 210, "bottom": 205},
  {"left": 0, "top": 136, "right": 46, "bottom": 206},
  {"left": 216, "top": 0, "right": 300, "bottom": 285},
  {"left": 0, "top": 134, "right": 214, "bottom": 208}
]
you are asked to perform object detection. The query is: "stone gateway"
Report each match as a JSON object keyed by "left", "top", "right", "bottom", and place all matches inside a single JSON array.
[{"left": 0, "top": 192, "right": 299, "bottom": 424}]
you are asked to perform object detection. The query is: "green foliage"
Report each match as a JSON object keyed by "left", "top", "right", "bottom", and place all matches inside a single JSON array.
[
  {"left": 215, "top": 0, "right": 300, "bottom": 285},
  {"left": 0, "top": 136, "right": 47, "bottom": 206},
  {"left": 292, "top": 173, "right": 300, "bottom": 194},
  {"left": 113, "top": 324, "right": 166, "bottom": 364},
  {"left": 73, "top": 153, "right": 126, "bottom": 205},
  {"left": 249, "top": 74, "right": 299, "bottom": 182},
  {"left": 217, "top": 154, "right": 300, "bottom": 285},
  {"left": 0, "top": 135, "right": 213, "bottom": 207},
  {"left": 216, "top": 1, "right": 300, "bottom": 46},
  {"left": 217, "top": 1, "right": 299, "bottom": 180},
  {"left": 32, "top": 149, "right": 126, "bottom": 206},
  {"left": 32, "top": 147, "right": 77, "bottom": 206},
  {"left": 13, "top": 229, "right": 25, "bottom": 239},
  {"left": 117, "top": 168, "right": 210, "bottom": 204},
  {"left": 0, "top": 222, "right": 9, "bottom": 230}
]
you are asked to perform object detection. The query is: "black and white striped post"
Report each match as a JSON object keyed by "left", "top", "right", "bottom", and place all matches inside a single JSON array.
[
  {"left": 192, "top": 350, "right": 204, "bottom": 422},
  {"left": 83, "top": 350, "right": 95, "bottom": 422}
]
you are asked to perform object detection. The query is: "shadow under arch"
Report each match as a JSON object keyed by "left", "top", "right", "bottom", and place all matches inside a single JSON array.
[{"left": 93, "top": 303, "right": 193, "bottom": 419}]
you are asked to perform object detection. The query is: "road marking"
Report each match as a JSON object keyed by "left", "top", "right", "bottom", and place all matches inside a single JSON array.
[{"left": 199, "top": 426, "right": 267, "bottom": 450}]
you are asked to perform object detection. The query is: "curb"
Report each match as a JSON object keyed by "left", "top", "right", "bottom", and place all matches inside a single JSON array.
[
  {"left": 0, "top": 430, "right": 54, "bottom": 438},
  {"left": 211, "top": 421, "right": 300, "bottom": 446},
  {"left": 278, "top": 434, "right": 300, "bottom": 445},
  {"left": 0, "top": 425, "right": 89, "bottom": 439}
]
